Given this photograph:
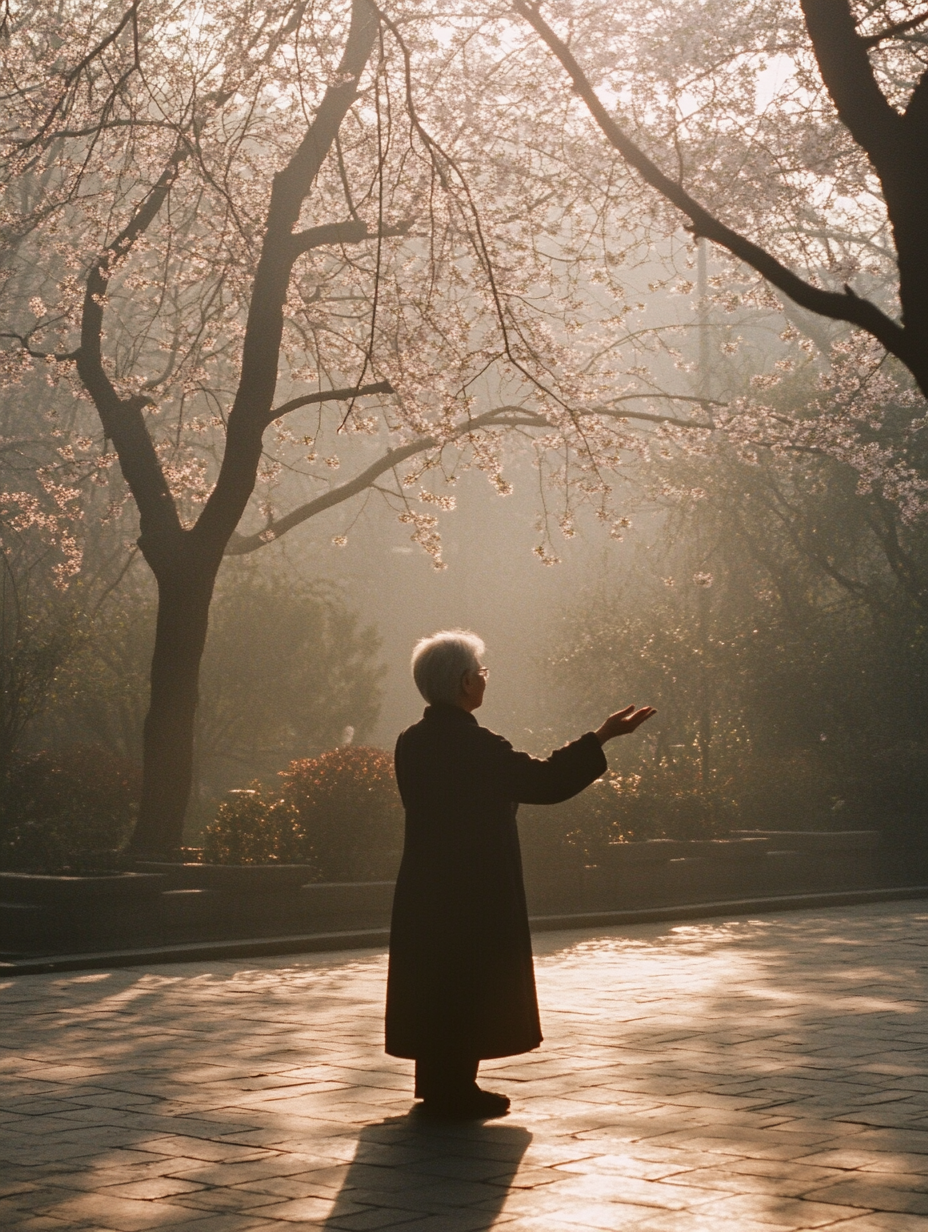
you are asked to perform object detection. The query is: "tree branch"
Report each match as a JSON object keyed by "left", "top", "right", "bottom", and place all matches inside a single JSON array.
[
  {"left": 266, "top": 379, "right": 394, "bottom": 425},
  {"left": 866, "top": 495, "right": 928, "bottom": 609},
  {"left": 514, "top": 1, "right": 912, "bottom": 373},
  {"left": 193, "top": 0, "right": 380, "bottom": 553},
  {"left": 860, "top": 7, "right": 928, "bottom": 47},
  {"left": 20, "top": 1, "right": 143, "bottom": 155},
  {"left": 226, "top": 437, "right": 437, "bottom": 554},
  {"left": 226, "top": 394, "right": 723, "bottom": 556},
  {"left": 904, "top": 66, "right": 928, "bottom": 131},
  {"left": 76, "top": 146, "right": 191, "bottom": 555},
  {"left": 226, "top": 403, "right": 538, "bottom": 554},
  {"left": 289, "top": 218, "right": 411, "bottom": 256},
  {"left": 290, "top": 219, "right": 367, "bottom": 253},
  {"left": 0, "top": 333, "right": 79, "bottom": 362},
  {"left": 599, "top": 407, "right": 715, "bottom": 430}
]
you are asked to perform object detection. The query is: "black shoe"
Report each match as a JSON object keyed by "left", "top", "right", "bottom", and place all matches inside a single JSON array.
[{"left": 420, "top": 1087, "right": 510, "bottom": 1120}]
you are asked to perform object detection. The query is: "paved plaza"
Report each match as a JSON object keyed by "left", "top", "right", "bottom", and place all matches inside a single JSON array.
[{"left": 2, "top": 903, "right": 928, "bottom": 1232}]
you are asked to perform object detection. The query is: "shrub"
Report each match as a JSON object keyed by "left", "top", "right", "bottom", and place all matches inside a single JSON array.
[
  {"left": 609, "top": 767, "right": 733, "bottom": 842},
  {"left": 521, "top": 767, "right": 732, "bottom": 881},
  {"left": 0, "top": 746, "right": 141, "bottom": 872},
  {"left": 281, "top": 746, "right": 403, "bottom": 882},
  {"left": 730, "top": 750, "right": 846, "bottom": 831},
  {"left": 202, "top": 784, "right": 313, "bottom": 868},
  {"left": 849, "top": 741, "right": 928, "bottom": 825}
]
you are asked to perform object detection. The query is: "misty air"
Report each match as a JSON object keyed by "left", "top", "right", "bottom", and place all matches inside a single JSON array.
[{"left": 1, "top": 2, "right": 927, "bottom": 1229}]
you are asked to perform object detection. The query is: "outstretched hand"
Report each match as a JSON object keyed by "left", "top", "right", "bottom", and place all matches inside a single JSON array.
[{"left": 594, "top": 704, "right": 657, "bottom": 745}]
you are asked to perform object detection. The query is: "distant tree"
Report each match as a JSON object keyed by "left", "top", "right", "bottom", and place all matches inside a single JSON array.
[
  {"left": 42, "top": 569, "right": 383, "bottom": 814},
  {"left": 197, "top": 573, "right": 383, "bottom": 803},
  {"left": 546, "top": 427, "right": 928, "bottom": 826},
  {"left": 0, "top": 535, "right": 81, "bottom": 782}
]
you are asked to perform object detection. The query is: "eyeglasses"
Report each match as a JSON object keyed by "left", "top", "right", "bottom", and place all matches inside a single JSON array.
[{"left": 475, "top": 667, "right": 490, "bottom": 679}]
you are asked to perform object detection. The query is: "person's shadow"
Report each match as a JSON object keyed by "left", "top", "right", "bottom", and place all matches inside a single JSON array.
[{"left": 322, "top": 1111, "right": 531, "bottom": 1228}]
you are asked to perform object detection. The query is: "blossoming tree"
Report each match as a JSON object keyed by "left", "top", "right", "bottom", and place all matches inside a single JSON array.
[
  {"left": 507, "top": 0, "right": 928, "bottom": 609},
  {"left": 3, "top": 0, "right": 928, "bottom": 856},
  {"left": 0, "top": 0, "right": 658, "bottom": 854}
]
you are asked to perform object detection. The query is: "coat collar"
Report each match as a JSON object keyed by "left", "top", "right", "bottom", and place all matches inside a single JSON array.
[{"left": 423, "top": 702, "right": 478, "bottom": 725}]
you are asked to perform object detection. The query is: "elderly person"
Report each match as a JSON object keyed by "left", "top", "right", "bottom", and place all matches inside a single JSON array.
[{"left": 385, "top": 629, "right": 655, "bottom": 1118}]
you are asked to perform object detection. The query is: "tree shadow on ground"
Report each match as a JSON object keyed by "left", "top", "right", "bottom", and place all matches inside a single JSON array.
[
  {"left": 3, "top": 906, "right": 927, "bottom": 1231},
  {"left": 320, "top": 1113, "right": 531, "bottom": 1229}
]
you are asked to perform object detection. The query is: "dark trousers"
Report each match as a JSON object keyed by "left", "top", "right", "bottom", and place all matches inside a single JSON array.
[{"left": 414, "top": 1052, "right": 479, "bottom": 1101}]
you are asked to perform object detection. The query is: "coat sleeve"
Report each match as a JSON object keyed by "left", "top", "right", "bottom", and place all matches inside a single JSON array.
[{"left": 480, "top": 729, "right": 608, "bottom": 805}]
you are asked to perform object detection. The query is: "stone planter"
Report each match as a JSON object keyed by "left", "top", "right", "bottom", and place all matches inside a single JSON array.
[
  {"left": 133, "top": 862, "right": 317, "bottom": 893},
  {"left": 731, "top": 829, "right": 880, "bottom": 852},
  {"left": 528, "top": 833, "right": 881, "bottom": 915},
  {"left": 0, "top": 871, "right": 164, "bottom": 903},
  {"left": 684, "top": 838, "right": 771, "bottom": 860},
  {"left": 0, "top": 830, "right": 892, "bottom": 958},
  {"left": 170, "top": 878, "right": 396, "bottom": 941},
  {"left": 606, "top": 839, "right": 689, "bottom": 864},
  {"left": 567, "top": 839, "right": 770, "bottom": 911},
  {"left": 130, "top": 863, "right": 323, "bottom": 943},
  {"left": 298, "top": 881, "right": 395, "bottom": 930},
  {"left": 731, "top": 831, "right": 882, "bottom": 892},
  {"left": 0, "top": 872, "right": 165, "bottom": 954}
]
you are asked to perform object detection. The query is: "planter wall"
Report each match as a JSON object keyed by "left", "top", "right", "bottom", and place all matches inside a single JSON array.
[
  {"left": 134, "top": 862, "right": 317, "bottom": 892},
  {"left": 0, "top": 872, "right": 166, "bottom": 951},
  {"left": 523, "top": 832, "right": 885, "bottom": 913},
  {"left": 0, "top": 830, "right": 897, "bottom": 959}
]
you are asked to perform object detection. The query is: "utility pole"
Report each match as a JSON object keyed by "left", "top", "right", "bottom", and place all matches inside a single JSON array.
[
  {"left": 696, "top": 236, "right": 711, "bottom": 408},
  {"left": 695, "top": 237, "right": 713, "bottom": 781}
]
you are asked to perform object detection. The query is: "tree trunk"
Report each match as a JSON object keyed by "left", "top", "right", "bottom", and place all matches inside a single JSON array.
[
  {"left": 67, "top": 0, "right": 379, "bottom": 858},
  {"left": 128, "top": 548, "right": 220, "bottom": 857}
]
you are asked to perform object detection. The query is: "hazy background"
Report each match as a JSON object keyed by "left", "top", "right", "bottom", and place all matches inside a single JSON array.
[{"left": 296, "top": 465, "right": 628, "bottom": 750}]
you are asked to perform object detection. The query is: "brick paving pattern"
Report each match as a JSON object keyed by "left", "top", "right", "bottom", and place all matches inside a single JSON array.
[{"left": 2, "top": 901, "right": 928, "bottom": 1231}]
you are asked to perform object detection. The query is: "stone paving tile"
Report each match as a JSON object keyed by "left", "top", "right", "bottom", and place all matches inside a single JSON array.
[
  {"left": 833, "top": 1217, "right": 928, "bottom": 1231},
  {"left": 3, "top": 902, "right": 928, "bottom": 1230},
  {"left": 804, "top": 1179, "right": 928, "bottom": 1214},
  {"left": 157, "top": 1188, "right": 288, "bottom": 1214}
]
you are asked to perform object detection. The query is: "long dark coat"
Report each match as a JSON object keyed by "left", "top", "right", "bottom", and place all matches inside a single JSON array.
[{"left": 385, "top": 703, "right": 607, "bottom": 1060}]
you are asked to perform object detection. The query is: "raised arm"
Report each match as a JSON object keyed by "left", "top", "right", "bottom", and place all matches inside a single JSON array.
[{"left": 488, "top": 730, "right": 608, "bottom": 805}]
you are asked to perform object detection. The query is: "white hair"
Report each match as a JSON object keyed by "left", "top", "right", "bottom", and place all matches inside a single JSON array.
[{"left": 411, "top": 629, "right": 485, "bottom": 705}]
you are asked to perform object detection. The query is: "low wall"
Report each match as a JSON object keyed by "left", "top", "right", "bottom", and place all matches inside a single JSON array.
[
  {"left": 525, "top": 831, "right": 889, "bottom": 913},
  {"left": 0, "top": 830, "right": 911, "bottom": 959}
]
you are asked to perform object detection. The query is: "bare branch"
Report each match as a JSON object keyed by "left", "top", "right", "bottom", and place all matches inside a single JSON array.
[
  {"left": 226, "top": 438, "right": 435, "bottom": 554},
  {"left": 289, "top": 217, "right": 411, "bottom": 256},
  {"left": 0, "top": 332, "right": 79, "bottom": 362},
  {"left": 267, "top": 379, "right": 394, "bottom": 424},
  {"left": 226, "top": 402, "right": 534, "bottom": 554},
  {"left": 226, "top": 394, "right": 722, "bottom": 556}
]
